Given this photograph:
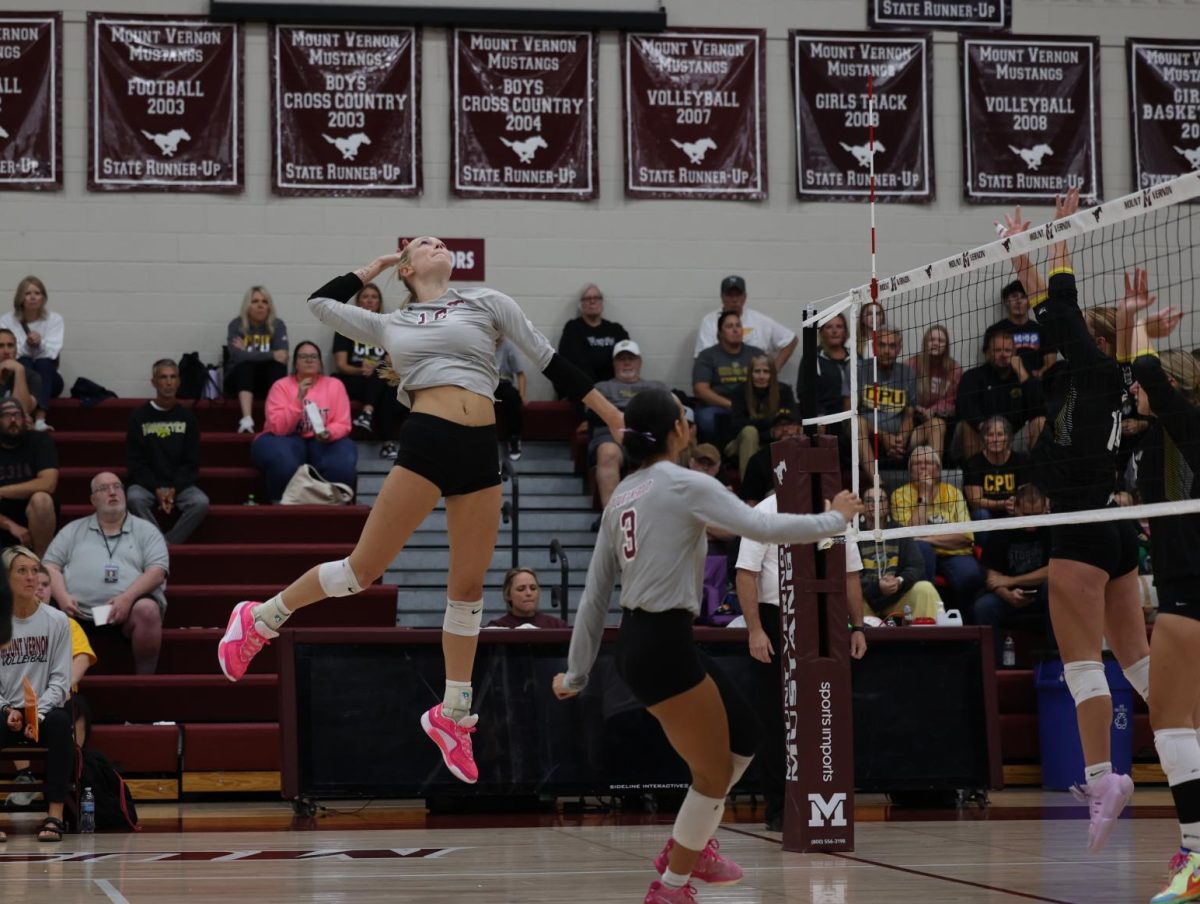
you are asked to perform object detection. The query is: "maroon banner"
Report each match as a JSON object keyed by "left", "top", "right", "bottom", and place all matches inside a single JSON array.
[
  {"left": 0, "top": 14, "right": 61, "bottom": 191},
  {"left": 272, "top": 25, "right": 420, "bottom": 197},
  {"left": 962, "top": 35, "right": 1101, "bottom": 204},
  {"left": 88, "top": 14, "right": 242, "bottom": 192},
  {"left": 792, "top": 31, "right": 933, "bottom": 203},
  {"left": 868, "top": 0, "right": 1009, "bottom": 31},
  {"left": 452, "top": 29, "right": 596, "bottom": 200},
  {"left": 396, "top": 237, "right": 486, "bottom": 281},
  {"left": 622, "top": 29, "right": 767, "bottom": 200},
  {"left": 1128, "top": 39, "right": 1200, "bottom": 190}
]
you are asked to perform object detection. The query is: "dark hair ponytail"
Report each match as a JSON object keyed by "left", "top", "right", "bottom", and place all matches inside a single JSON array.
[{"left": 623, "top": 388, "right": 683, "bottom": 469}]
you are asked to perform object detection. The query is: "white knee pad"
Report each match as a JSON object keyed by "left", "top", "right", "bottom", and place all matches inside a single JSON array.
[
  {"left": 1064, "top": 660, "right": 1110, "bottom": 706},
  {"left": 1122, "top": 655, "right": 1151, "bottom": 704},
  {"left": 318, "top": 558, "right": 363, "bottom": 598},
  {"left": 671, "top": 787, "right": 726, "bottom": 851},
  {"left": 444, "top": 598, "right": 483, "bottom": 637}
]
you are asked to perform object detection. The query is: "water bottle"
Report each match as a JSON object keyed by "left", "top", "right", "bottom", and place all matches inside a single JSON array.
[
  {"left": 1002, "top": 634, "right": 1017, "bottom": 669},
  {"left": 243, "top": 493, "right": 258, "bottom": 506},
  {"left": 80, "top": 787, "right": 96, "bottom": 834},
  {"left": 902, "top": 604, "right": 914, "bottom": 627}
]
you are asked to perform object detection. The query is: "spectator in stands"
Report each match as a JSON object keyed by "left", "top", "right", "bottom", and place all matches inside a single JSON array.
[
  {"left": 739, "top": 412, "right": 801, "bottom": 506},
  {"left": 798, "top": 312, "right": 850, "bottom": 418},
  {"left": 225, "top": 286, "right": 288, "bottom": 434},
  {"left": 495, "top": 337, "right": 526, "bottom": 462},
  {"left": 688, "top": 443, "right": 725, "bottom": 481},
  {"left": 692, "top": 311, "right": 766, "bottom": 445},
  {"left": 556, "top": 283, "right": 629, "bottom": 390},
  {"left": 332, "top": 282, "right": 405, "bottom": 460},
  {"left": 955, "top": 327, "right": 1044, "bottom": 460},
  {"left": 0, "top": 328, "right": 37, "bottom": 417},
  {"left": 694, "top": 275, "right": 797, "bottom": 375},
  {"left": 963, "top": 415, "right": 1029, "bottom": 523},
  {"left": 906, "top": 324, "right": 960, "bottom": 458},
  {"left": 43, "top": 472, "right": 168, "bottom": 674},
  {"left": 125, "top": 358, "right": 210, "bottom": 544},
  {"left": 857, "top": 486, "right": 942, "bottom": 621},
  {"left": 486, "top": 567, "right": 567, "bottom": 629},
  {"left": 0, "top": 546, "right": 72, "bottom": 842},
  {"left": 589, "top": 340, "right": 667, "bottom": 509},
  {"left": 890, "top": 445, "right": 982, "bottom": 616},
  {"left": 0, "top": 397, "right": 57, "bottom": 555},
  {"left": 1, "top": 277, "right": 63, "bottom": 432},
  {"left": 854, "top": 329, "right": 938, "bottom": 467},
  {"left": 973, "top": 483, "right": 1051, "bottom": 662},
  {"left": 727, "top": 355, "right": 796, "bottom": 478},
  {"left": 736, "top": 492, "right": 867, "bottom": 831},
  {"left": 992, "top": 280, "right": 1053, "bottom": 377},
  {"left": 857, "top": 301, "right": 886, "bottom": 358}
]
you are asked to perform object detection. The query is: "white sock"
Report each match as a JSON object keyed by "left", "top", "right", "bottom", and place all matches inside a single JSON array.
[
  {"left": 1184, "top": 823, "right": 1200, "bottom": 851},
  {"left": 1122, "top": 655, "right": 1151, "bottom": 703},
  {"left": 727, "top": 753, "right": 754, "bottom": 794},
  {"left": 442, "top": 680, "right": 472, "bottom": 720},
  {"left": 1085, "top": 761, "right": 1113, "bottom": 784},
  {"left": 661, "top": 868, "right": 690, "bottom": 888},
  {"left": 252, "top": 595, "right": 290, "bottom": 632}
]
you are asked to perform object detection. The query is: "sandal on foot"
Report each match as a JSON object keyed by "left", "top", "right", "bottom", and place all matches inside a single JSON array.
[{"left": 37, "top": 816, "right": 65, "bottom": 842}]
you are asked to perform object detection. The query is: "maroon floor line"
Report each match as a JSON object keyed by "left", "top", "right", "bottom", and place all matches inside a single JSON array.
[{"left": 721, "top": 826, "right": 1079, "bottom": 904}]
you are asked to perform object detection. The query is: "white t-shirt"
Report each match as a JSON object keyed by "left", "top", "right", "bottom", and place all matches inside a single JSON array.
[
  {"left": 735, "top": 494, "right": 861, "bottom": 607},
  {"left": 694, "top": 307, "right": 797, "bottom": 359}
]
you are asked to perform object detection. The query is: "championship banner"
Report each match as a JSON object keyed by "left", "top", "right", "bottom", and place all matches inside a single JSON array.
[
  {"left": 452, "top": 29, "right": 596, "bottom": 200},
  {"left": 88, "top": 14, "right": 242, "bottom": 192},
  {"left": 272, "top": 25, "right": 420, "bottom": 197},
  {"left": 1128, "top": 39, "right": 1200, "bottom": 190},
  {"left": 0, "top": 14, "right": 61, "bottom": 191},
  {"left": 791, "top": 31, "right": 933, "bottom": 203},
  {"left": 868, "top": 0, "right": 1009, "bottom": 32},
  {"left": 622, "top": 29, "right": 766, "bottom": 201},
  {"left": 962, "top": 35, "right": 1101, "bottom": 204}
]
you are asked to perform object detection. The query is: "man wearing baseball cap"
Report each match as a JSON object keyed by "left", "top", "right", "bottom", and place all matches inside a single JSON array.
[
  {"left": 693, "top": 274, "right": 798, "bottom": 374},
  {"left": 0, "top": 397, "right": 58, "bottom": 556},
  {"left": 588, "top": 340, "right": 667, "bottom": 511}
]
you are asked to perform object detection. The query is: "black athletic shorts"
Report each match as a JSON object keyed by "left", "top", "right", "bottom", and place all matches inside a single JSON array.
[
  {"left": 1050, "top": 518, "right": 1140, "bottom": 578},
  {"left": 615, "top": 607, "right": 762, "bottom": 758},
  {"left": 394, "top": 412, "right": 501, "bottom": 497}
]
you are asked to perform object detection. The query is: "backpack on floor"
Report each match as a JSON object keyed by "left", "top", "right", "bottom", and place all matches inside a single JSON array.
[
  {"left": 80, "top": 748, "right": 140, "bottom": 831},
  {"left": 177, "top": 351, "right": 207, "bottom": 400}
]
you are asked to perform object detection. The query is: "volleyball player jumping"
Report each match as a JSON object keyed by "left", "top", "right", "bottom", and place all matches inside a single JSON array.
[
  {"left": 552, "top": 388, "right": 863, "bottom": 904},
  {"left": 218, "top": 237, "right": 623, "bottom": 784},
  {"left": 1115, "top": 270, "right": 1200, "bottom": 903},
  {"left": 1000, "top": 189, "right": 1151, "bottom": 853}
]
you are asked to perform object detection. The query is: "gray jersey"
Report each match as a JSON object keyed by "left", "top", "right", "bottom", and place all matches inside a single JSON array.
[
  {"left": 309, "top": 287, "right": 555, "bottom": 408},
  {"left": 0, "top": 604, "right": 71, "bottom": 716},
  {"left": 563, "top": 461, "right": 847, "bottom": 691}
]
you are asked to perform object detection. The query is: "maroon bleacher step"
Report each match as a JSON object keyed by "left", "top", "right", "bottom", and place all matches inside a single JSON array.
[
  {"left": 163, "top": 584, "right": 395, "bottom": 629},
  {"left": 55, "top": 431, "right": 254, "bottom": 468},
  {"left": 85, "top": 628, "right": 277, "bottom": 676},
  {"left": 60, "top": 504, "right": 372, "bottom": 545},
  {"left": 80, "top": 674, "right": 277, "bottom": 723},
  {"left": 183, "top": 723, "right": 280, "bottom": 772},
  {"left": 59, "top": 466, "right": 261, "bottom": 505},
  {"left": 89, "top": 725, "right": 180, "bottom": 774},
  {"left": 168, "top": 543, "right": 356, "bottom": 584}
]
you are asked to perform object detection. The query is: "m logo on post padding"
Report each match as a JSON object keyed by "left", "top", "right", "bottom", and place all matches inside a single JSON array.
[{"left": 808, "top": 792, "right": 847, "bottom": 827}]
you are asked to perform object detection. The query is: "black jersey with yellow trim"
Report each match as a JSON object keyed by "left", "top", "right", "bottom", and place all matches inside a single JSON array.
[
  {"left": 1131, "top": 353, "right": 1200, "bottom": 601},
  {"left": 1030, "top": 269, "right": 1124, "bottom": 512}
]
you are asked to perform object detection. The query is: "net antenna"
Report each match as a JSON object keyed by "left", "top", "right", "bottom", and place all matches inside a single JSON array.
[{"left": 865, "top": 75, "right": 885, "bottom": 581}]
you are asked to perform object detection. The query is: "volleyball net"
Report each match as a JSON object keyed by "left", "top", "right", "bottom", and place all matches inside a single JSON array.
[{"left": 799, "top": 170, "right": 1200, "bottom": 545}]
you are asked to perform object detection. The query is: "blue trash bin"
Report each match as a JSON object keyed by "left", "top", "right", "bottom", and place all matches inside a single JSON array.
[{"left": 1034, "top": 659, "right": 1134, "bottom": 791}]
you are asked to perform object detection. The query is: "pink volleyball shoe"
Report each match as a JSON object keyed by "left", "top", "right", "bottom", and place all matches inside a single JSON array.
[
  {"left": 643, "top": 881, "right": 697, "bottom": 903},
  {"left": 217, "top": 601, "right": 276, "bottom": 682},
  {"left": 653, "top": 837, "right": 744, "bottom": 886},
  {"left": 1070, "top": 772, "right": 1135, "bottom": 854},
  {"left": 420, "top": 704, "right": 479, "bottom": 784}
]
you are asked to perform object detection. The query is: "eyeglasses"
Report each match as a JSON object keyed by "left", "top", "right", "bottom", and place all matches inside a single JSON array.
[
  {"left": 581, "top": 295, "right": 603, "bottom": 302},
  {"left": 295, "top": 354, "right": 321, "bottom": 362},
  {"left": 91, "top": 482, "right": 123, "bottom": 495}
]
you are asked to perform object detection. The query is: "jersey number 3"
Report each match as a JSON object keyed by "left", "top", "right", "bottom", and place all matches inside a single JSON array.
[{"left": 620, "top": 509, "right": 637, "bottom": 560}]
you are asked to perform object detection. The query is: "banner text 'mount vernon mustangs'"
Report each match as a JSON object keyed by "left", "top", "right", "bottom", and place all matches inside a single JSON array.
[
  {"left": 623, "top": 29, "right": 766, "bottom": 201},
  {"left": 452, "top": 29, "right": 596, "bottom": 200},
  {"left": 0, "top": 14, "right": 61, "bottom": 190},
  {"left": 1128, "top": 39, "right": 1200, "bottom": 190},
  {"left": 792, "top": 31, "right": 934, "bottom": 203},
  {"left": 88, "top": 14, "right": 242, "bottom": 193},
  {"left": 272, "top": 24, "right": 419, "bottom": 197},
  {"left": 962, "top": 35, "right": 1101, "bottom": 204}
]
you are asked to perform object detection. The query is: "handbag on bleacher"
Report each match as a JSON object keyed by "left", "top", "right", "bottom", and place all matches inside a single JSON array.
[{"left": 280, "top": 463, "right": 355, "bottom": 505}]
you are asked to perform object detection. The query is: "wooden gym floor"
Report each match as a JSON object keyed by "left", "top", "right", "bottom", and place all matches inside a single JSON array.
[{"left": 0, "top": 790, "right": 1182, "bottom": 903}]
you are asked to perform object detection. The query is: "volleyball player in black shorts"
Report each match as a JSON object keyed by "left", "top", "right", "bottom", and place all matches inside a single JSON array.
[
  {"left": 1116, "top": 270, "right": 1200, "bottom": 903},
  {"left": 1000, "top": 189, "right": 1151, "bottom": 854}
]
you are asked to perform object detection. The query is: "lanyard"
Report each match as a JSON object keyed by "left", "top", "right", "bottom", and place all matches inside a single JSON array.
[{"left": 100, "top": 517, "right": 125, "bottom": 560}]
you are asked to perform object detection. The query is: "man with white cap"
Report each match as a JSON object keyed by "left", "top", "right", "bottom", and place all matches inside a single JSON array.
[
  {"left": 694, "top": 275, "right": 797, "bottom": 374},
  {"left": 588, "top": 340, "right": 667, "bottom": 510}
]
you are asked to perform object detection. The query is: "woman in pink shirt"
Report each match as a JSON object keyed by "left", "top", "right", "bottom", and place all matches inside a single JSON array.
[{"left": 251, "top": 341, "right": 357, "bottom": 502}]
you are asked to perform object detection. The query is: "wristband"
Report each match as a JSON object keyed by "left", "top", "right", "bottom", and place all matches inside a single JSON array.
[{"left": 849, "top": 625, "right": 865, "bottom": 634}]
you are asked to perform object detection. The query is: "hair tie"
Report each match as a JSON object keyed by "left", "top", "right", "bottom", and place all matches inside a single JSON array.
[{"left": 620, "top": 428, "right": 657, "bottom": 443}]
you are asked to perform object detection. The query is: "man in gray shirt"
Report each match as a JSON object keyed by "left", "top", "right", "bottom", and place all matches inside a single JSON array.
[
  {"left": 43, "top": 471, "right": 170, "bottom": 674},
  {"left": 853, "top": 328, "right": 930, "bottom": 467},
  {"left": 589, "top": 340, "right": 667, "bottom": 508}
]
